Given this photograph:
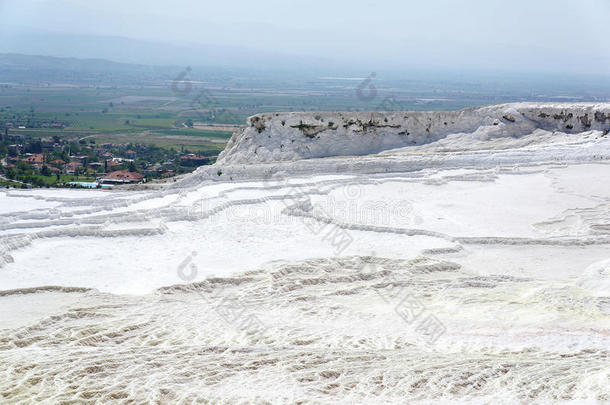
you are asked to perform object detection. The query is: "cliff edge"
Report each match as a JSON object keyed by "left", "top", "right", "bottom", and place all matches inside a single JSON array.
[{"left": 217, "top": 103, "right": 610, "bottom": 164}]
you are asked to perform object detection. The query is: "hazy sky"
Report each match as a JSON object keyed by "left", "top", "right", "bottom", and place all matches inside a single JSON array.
[{"left": 1, "top": 0, "right": 610, "bottom": 74}]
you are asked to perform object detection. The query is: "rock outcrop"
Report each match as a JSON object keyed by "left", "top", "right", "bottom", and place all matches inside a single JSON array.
[{"left": 218, "top": 103, "right": 610, "bottom": 164}]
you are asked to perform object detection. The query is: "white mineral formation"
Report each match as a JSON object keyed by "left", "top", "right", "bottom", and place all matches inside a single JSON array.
[
  {"left": 218, "top": 103, "right": 610, "bottom": 163},
  {"left": 1, "top": 103, "right": 609, "bottom": 403}
]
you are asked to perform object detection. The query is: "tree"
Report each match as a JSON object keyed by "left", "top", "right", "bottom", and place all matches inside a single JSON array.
[
  {"left": 40, "top": 165, "right": 52, "bottom": 176},
  {"left": 17, "top": 161, "right": 30, "bottom": 173},
  {"left": 5, "top": 167, "right": 16, "bottom": 179}
]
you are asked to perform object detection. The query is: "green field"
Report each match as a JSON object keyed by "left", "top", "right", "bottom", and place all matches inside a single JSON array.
[
  {"left": 0, "top": 84, "right": 237, "bottom": 154},
  {"left": 3, "top": 54, "right": 607, "bottom": 158}
]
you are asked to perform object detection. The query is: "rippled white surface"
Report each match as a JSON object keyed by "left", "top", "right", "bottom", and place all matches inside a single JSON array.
[{"left": 1, "top": 156, "right": 609, "bottom": 402}]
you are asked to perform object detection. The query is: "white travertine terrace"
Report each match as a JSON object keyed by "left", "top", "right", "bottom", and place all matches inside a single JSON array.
[
  {"left": 1, "top": 103, "right": 609, "bottom": 403},
  {"left": 218, "top": 103, "right": 610, "bottom": 163}
]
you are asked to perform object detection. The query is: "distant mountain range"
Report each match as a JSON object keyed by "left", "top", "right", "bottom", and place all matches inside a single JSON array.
[
  {"left": 0, "top": 53, "right": 179, "bottom": 84},
  {"left": 0, "top": 27, "right": 328, "bottom": 71},
  {"left": 0, "top": 52, "right": 334, "bottom": 87}
]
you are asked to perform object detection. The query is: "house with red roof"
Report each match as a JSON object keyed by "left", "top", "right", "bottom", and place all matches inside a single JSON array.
[
  {"left": 99, "top": 170, "right": 144, "bottom": 184},
  {"left": 180, "top": 154, "right": 209, "bottom": 166},
  {"left": 22, "top": 153, "right": 44, "bottom": 164},
  {"left": 65, "top": 161, "right": 83, "bottom": 174}
]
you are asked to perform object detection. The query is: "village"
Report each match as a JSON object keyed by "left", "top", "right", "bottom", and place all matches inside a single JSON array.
[{"left": 0, "top": 129, "right": 213, "bottom": 188}]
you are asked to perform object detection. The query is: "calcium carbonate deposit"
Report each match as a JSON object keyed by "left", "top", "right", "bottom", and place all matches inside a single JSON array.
[{"left": 1, "top": 103, "right": 609, "bottom": 404}]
